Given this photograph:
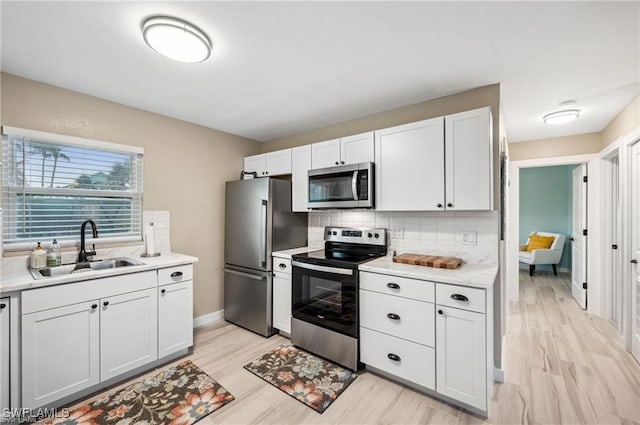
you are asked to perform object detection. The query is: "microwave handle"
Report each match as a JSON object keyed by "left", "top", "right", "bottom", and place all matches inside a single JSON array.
[{"left": 352, "top": 170, "right": 358, "bottom": 201}]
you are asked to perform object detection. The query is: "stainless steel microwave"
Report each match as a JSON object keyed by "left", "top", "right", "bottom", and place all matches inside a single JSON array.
[{"left": 308, "top": 162, "right": 374, "bottom": 209}]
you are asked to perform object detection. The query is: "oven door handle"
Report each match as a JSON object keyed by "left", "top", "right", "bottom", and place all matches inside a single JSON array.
[
  {"left": 351, "top": 170, "right": 359, "bottom": 201},
  {"left": 292, "top": 261, "right": 353, "bottom": 276}
]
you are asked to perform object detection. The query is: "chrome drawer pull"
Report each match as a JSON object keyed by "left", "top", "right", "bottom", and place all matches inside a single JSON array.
[
  {"left": 387, "top": 313, "right": 400, "bottom": 320},
  {"left": 450, "top": 294, "right": 469, "bottom": 302}
]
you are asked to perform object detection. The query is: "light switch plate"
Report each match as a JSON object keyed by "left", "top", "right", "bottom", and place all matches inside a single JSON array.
[
  {"left": 460, "top": 231, "right": 477, "bottom": 245},
  {"left": 391, "top": 227, "right": 404, "bottom": 239}
]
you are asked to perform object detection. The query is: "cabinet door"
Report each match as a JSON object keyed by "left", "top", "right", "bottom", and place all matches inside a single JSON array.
[
  {"left": 291, "top": 145, "right": 312, "bottom": 211},
  {"left": 265, "top": 149, "right": 292, "bottom": 176},
  {"left": 445, "top": 107, "right": 493, "bottom": 210},
  {"left": 375, "top": 118, "right": 445, "bottom": 211},
  {"left": 340, "top": 132, "right": 374, "bottom": 165},
  {"left": 273, "top": 272, "right": 292, "bottom": 334},
  {"left": 22, "top": 300, "right": 100, "bottom": 409},
  {"left": 436, "top": 306, "right": 486, "bottom": 410},
  {"left": 100, "top": 288, "right": 157, "bottom": 381},
  {"left": 0, "top": 299, "right": 10, "bottom": 410},
  {"left": 159, "top": 281, "right": 194, "bottom": 357},
  {"left": 312, "top": 139, "right": 341, "bottom": 169},
  {"left": 244, "top": 154, "right": 266, "bottom": 176}
]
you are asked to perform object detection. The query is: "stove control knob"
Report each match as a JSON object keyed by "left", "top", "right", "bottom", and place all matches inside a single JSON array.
[
  {"left": 367, "top": 232, "right": 373, "bottom": 238},
  {"left": 327, "top": 231, "right": 331, "bottom": 235},
  {"left": 332, "top": 231, "right": 337, "bottom": 235},
  {"left": 374, "top": 233, "right": 380, "bottom": 238}
]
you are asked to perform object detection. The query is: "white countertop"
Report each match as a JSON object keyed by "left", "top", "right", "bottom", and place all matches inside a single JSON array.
[
  {"left": 0, "top": 252, "right": 198, "bottom": 294},
  {"left": 359, "top": 257, "right": 498, "bottom": 289},
  {"left": 272, "top": 246, "right": 320, "bottom": 259}
]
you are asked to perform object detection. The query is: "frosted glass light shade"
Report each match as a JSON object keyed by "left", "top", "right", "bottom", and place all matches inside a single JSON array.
[
  {"left": 142, "top": 16, "right": 211, "bottom": 63},
  {"left": 543, "top": 109, "right": 580, "bottom": 125}
]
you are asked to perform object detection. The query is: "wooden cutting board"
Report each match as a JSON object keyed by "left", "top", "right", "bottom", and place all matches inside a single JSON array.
[{"left": 393, "top": 253, "right": 463, "bottom": 269}]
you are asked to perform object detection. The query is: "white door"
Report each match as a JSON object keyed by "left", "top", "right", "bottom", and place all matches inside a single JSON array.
[
  {"left": 311, "top": 139, "right": 341, "bottom": 169},
  {"left": 571, "top": 164, "right": 588, "bottom": 309},
  {"left": 375, "top": 117, "right": 445, "bottom": 211},
  {"left": 159, "top": 281, "right": 193, "bottom": 357},
  {"left": 0, "top": 299, "right": 10, "bottom": 410},
  {"left": 436, "top": 305, "right": 486, "bottom": 410},
  {"left": 444, "top": 107, "right": 493, "bottom": 210},
  {"left": 631, "top": 142, "right": 640, "bottom": 362},
  {"left": 272, "top": 271, "right": 292, "bottom": 334},
  {"left": 291, "top": 145, "right": 312, "bottom": 211},
  {"left": 100, "top": 288, "right": 157, "bottom": 380},
  {"left": 265, "top": 149, "right": 292, "bottom": 176},
  {"left": 22, "top": 301, "right": 100, "bottom": 409},
  {"left": 244, "top": 154, "right": 266, "bottom": 176},
  {"left": 340, "top": 132, "right": 374, "bottom": 165}
]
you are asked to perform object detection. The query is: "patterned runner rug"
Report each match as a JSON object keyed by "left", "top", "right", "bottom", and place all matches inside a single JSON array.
[
  {"left": 244, "top": 344, "right": 357, "bottom": 414},
  {"left": 43, "top": 360, "right": 234, "bottom": 425}
]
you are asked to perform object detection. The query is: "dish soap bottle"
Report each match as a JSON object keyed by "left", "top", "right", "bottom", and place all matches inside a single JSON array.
[
  {"left": 47, "top": 239, "right": 62, "bottom": 267},
  {"left": 30, "top": 242, "right": 47, "bottom": 269}
]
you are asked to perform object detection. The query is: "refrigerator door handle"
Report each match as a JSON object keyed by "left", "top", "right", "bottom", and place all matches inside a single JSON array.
[
  {"left": 260, "top": 199, "right": 268, "bottom": 268},
  {"left": 224, "top": 268, "right": 266, "bottom": 281}
]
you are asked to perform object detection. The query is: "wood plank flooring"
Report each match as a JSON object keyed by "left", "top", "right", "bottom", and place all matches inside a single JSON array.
[{"left": 68, "top": 271, "right": 640, "bottom": 424}]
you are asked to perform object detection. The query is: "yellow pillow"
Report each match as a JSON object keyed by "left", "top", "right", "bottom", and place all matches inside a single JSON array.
[{"left": 526, "top": 234, "right": 555, "bottom": 252}]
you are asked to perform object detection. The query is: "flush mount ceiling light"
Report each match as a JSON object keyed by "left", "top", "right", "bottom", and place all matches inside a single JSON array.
[
  {"left": 542, "top": 109, "right": 581, "bottom": 125},
  {"left": 141, "top": 16, "right": 211, "bottom": 63}
]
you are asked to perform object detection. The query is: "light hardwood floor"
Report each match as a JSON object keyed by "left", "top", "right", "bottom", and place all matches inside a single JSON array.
[{"left": 69, "top": 271, "right": 640, "bottom": 424}]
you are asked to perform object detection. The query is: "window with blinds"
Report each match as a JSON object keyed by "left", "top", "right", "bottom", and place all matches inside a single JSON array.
[{"left": 2, "top": 127, "right": 143, "bottom": 251}]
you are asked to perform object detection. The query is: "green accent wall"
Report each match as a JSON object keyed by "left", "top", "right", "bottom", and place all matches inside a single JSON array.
[{"left": 520, "top": 165, "right": 574, "bottom": 271}]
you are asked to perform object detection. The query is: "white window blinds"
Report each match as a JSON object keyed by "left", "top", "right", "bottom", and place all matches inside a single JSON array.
[{"left": 2, "top": 127, "right": 144, "bottom": 251}]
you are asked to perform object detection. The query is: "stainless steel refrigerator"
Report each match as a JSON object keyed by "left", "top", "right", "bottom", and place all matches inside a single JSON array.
[{"left": 224, "top": 178, "right": 308, "bottom": 337}]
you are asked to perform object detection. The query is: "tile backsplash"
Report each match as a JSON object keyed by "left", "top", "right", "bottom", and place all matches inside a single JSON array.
[{"left": 308, "top": 210, "right": 499, "bottom": 264}]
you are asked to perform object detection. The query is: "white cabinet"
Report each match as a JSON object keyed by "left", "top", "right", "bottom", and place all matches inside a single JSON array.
[
  {"left": 291, "top": 145, "right": 312, "bottom": 212},
  {"left": 311, "top": 132, "right": 374, "bottom": 169},
  {"left": 100, "top": 288, "right": 157, "bottom": 381},
  {"left": 244, "top": 149, "right": 292, "bottom": 177},
  {"left": 1, "top": 298, "right": 10, "bottom": 410},
  {"left": 375, "top": 117, "right": 445, "bottom": 211},
  {"left": 375, "top": 107, "right": 493, "bottom": 211},
  {"left": 159, "top": 280, "right": 193, "bottom": 357},
  {"left": 436, "top": 305, "right": 486, "bottom": 410},
  {"left": 272, "top": 257, "right": 292, "bottom": 334},
  {"left": 22, "top": 300, "right": 100, "bottom": 408},
  {"left": 445, "top": 107, "right": 493, "bottom": 210}
]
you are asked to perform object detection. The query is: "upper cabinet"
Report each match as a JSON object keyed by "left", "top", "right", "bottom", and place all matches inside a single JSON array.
[
  {"left": 291, "top": 145, "right": 312, "bottom": 212},
  {"left": 311, "top": 132, "right": 374, "bottom": 169},
  {"left": 244, "top": 149, "right": 292, "bottom": 177},
  {"left": 375, "top": 107, "right": 493, "bottom": 211}
]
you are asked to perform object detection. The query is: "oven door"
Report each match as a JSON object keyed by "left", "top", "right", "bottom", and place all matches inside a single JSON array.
[{"left": 291, "top": 260, "right": 358, "bottom": 338}]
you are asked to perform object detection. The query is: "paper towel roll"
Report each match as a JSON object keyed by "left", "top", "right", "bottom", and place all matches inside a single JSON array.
[{"left": 145, "top": 223, "right": 155, "bottom": 255}]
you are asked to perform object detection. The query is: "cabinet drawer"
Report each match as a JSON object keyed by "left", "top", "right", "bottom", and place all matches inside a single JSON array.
[
  {"left": 436, "top": 283, "right": 485, "bottom": 313},
  {"left": 360, "top": 290, "right": 434, "bottom": 347},
  {"left": 158, "top": 265, "right": 193, "bottom": 286},
  {"left": 360, "top": 327, "right": 435, "bottom": 390},
  {"left": 360, "top": 271, "right": 434, "bottom": 303},
  {"left": 272, "top": 258, "right": 292, "bottom": 275}
]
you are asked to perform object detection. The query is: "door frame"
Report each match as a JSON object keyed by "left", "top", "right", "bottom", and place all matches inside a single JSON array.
[{"left": 506, "top": 154, "right": 601, "bottom": 314}]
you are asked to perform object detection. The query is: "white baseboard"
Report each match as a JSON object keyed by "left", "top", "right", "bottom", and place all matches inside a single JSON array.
[
  {"left": 493, "top": 367, "right": 505, "bottom": 383},
  {"left": 193, "top": 309, "right": 224, "bottom": 328}
]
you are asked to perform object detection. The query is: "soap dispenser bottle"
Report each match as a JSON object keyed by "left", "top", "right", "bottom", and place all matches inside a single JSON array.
[
  {"left": 47, "top": 239, "right": 62, "bottom": 267},
  {"left": 30, "top": 242, "right": 47, "bottom": 269}
]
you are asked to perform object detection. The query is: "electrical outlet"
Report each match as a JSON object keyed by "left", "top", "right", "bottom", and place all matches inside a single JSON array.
[
  {"left": 391, "top": 227, "right": 404, "bottom": 239},
  {"left": 460, "top": 231, "right": 477, "bottom": 245}
]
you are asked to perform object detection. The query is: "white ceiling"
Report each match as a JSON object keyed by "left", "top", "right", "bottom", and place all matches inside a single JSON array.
[{"left": 1, "top": 2, "right": 638, "bottom": 143}]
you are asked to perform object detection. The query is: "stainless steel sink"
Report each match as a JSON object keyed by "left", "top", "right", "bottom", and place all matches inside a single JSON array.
[{"left": 30, "top": 257, "right": 143, "bottom": 280}]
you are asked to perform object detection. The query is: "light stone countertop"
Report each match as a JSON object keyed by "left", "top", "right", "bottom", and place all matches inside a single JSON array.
[
  {"left": 0, "top": 252, "right": 198, "bottom": 294},
  {"left": 359, "top": 256, "right": 498, "bottom": 289},
  {"left": 272, "top": 246, "right": 321, "bottom": 259}
]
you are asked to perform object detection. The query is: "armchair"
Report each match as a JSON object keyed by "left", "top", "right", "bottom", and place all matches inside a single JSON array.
[{"left": 519, "top": 232, "right": 566, "bottom": 276}]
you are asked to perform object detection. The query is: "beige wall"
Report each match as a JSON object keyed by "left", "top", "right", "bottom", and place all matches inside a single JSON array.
[
  {"left": 0, "top": 73, "right": 261, "bottom": 318},
  {"left": 508, "top": 132, "right": 602, "bottom": 161},
  {"left": 602, "top": 94, "right": 639, "bottom": 148},
  {"left": 261, "top": 84, "right": 500, "bottom": 152}
]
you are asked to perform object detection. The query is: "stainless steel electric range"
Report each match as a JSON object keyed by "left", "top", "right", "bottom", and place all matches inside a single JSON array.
[{"left": 290, "top": 226, "right": 387, "bottom": 370}]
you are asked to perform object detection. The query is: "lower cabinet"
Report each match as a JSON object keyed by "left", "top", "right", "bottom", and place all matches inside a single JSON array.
[
  {"left": 22, "top": 300, "right": 100, "bottom": 408},
  {"left": 1, "top": 298, "right": 11, "bottom": 410},
  {"left": 100, "top": 288, "right": 157, "bottom": 381},
  {"left": 158, "top": 280, "right": 193, "bottom": 356},
  {"left": 272, "top": 257, "right": 292, "bottom": 334}
]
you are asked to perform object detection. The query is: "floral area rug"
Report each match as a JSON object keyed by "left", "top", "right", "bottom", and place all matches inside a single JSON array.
[
  {"left": 43, "top": 360, "right": 234, "bottom": 425},
  {"left": 243, "top": 344, "right": 357, "bottom": 414}
]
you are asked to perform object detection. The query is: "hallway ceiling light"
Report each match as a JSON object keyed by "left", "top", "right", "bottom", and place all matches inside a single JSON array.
[
  {"left": 543, "top": 109, "right": 580, "bottom": 125},
  {"left": 141, "top": 16, "right": 211, "bottom": 63}
]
